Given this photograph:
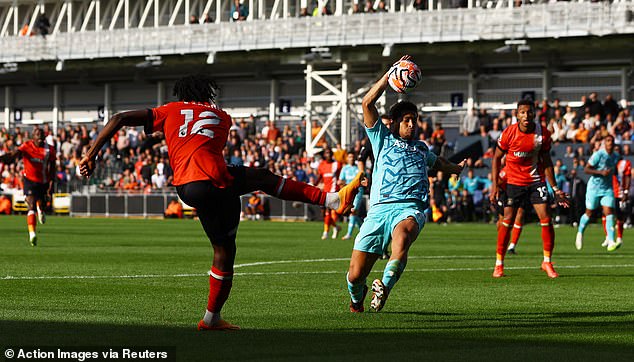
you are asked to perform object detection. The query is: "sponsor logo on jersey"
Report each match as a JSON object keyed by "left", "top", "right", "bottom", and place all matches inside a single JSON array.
[{"left": 513, "top": 151, "right": 532, "bottom": 158}]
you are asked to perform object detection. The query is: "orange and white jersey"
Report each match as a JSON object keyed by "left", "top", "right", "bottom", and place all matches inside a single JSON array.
[
  {"left": 497, "top": 122, "right": 551, "bottom": 186},
  {"left": 18, "top": 140, "right": 56, "bottom": 184},
  {"left": 317, "top": 160, "right": 339, "bottom": 193}
]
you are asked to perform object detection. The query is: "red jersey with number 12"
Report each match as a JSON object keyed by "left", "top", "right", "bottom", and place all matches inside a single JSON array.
[
  {"left": 18, "top": 140, "right": 56, "bottom": 184},
  {"left": 148, "top": 101, "right": 233, "bottom": 187},
  {"left": 497, "top": 122, "right": 551, "bottom": 187}
]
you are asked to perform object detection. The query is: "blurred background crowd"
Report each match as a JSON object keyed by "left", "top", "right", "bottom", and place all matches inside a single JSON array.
[{"left": 1, "top": 92, "right": 633, "bottom": 224}]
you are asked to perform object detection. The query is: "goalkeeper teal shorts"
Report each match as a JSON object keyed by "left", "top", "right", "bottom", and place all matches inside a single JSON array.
[{"left": 353, "top": 201, "right": 426, "bottom": 255}]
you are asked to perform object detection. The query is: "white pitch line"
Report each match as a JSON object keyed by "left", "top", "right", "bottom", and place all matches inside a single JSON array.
[
  {"left": 234, "top": 257, "right": 350, "bottom": 268},
  {"left": 234, "top": 254, "right": 634, "bottom": 269},
  {"left": 2, "top": 264, "right": 634, "bottom": 281}
]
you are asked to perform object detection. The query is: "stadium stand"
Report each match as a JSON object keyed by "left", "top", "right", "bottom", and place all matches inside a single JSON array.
[{"left": 0, "top": 0, "right": 633, "bottom": 222}]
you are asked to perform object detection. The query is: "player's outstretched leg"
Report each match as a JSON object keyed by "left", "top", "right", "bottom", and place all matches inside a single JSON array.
[
  {"left": 242, "top": 168, "right": 364, "bottom": 214},
  {"left": 335, "top": 172, "right": 365, "bottom": 215}
]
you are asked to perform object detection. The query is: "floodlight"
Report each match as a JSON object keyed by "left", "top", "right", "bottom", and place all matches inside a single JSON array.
[{"left": 382, "top": 43, "right": 393, "bottom": 57}]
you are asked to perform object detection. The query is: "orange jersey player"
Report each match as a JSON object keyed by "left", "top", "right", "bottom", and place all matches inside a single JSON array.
[
  {"left": 80, "top": 74, "right": 365, "bottom": 331},
  {"left": 491, "top": 99, "right": 569, "bottom": 279},
  {"left": 0, "top": 128, "right": 56, "bottom": 246},
  {"left": 317, "top": 148, "right": 341, "bottom": 239}
]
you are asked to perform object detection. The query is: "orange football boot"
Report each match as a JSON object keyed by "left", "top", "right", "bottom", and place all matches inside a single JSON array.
[
  {"left": 492, "top": 265, "right": 505, "bottom": 278},
  {"left": 541, "top": 262, "right": 559, "bottom": 279},
  {"left": 197, "top": 319, "right": 241, "bottom": 331},
  {"left": 336, "top": 171, "right": 365, "bottom": 215}
]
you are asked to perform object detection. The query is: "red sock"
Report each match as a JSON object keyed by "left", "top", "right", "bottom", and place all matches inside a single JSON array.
[
  {"left": 496, "top": 218, "right": 513, "bottom": 261},
  {"left": 511, "top": 223, "right": 523, "bottom": 245},
  {"left": 617, "top": 220, "right": 624, "bottom": 239},
  {"left": 540, "top": 217, "right": 554, "bottom": 258},
  {"left": 602, "top": 216, "right": 606, "bottom": 235},
  {"left": 207, "top": 266, "right": 233, "bottom": 313},
  {"left": 27, "top": 211, "right": 36, "bottom": 233},
  {"left": 275, "top": 178, "right": 326, "bottom": 206},
  {"left": 324, "top": 212, "right": 332, "bottom": 230}
]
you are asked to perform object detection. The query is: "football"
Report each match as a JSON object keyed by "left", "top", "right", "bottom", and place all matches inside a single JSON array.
[{"left": 387, "top": 59, "right": 422, "bottom": 93}]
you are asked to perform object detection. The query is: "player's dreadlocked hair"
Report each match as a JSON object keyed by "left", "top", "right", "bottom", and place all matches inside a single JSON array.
[{"left": 173, "top": 74, "right": 219, "bottom": 103}]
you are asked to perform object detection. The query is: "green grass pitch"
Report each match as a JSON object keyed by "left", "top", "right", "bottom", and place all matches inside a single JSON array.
[{"left": 1, "top": 215, "right": 633, "bottom": 361}]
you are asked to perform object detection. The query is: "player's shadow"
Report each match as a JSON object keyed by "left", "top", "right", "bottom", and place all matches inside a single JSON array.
[
  {"left": 1, "top": 319, "right": 633, "bottom": 362},
  {"left": 386, "top": 311, "right": 463, "bottom": 317},
  {"left": 509, "top": 310, "right": 634, "bottom": 319}
]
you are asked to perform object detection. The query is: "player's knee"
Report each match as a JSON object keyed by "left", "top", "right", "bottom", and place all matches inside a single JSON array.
[
  {"left": 539, "top": 217, "right": 551, "bottom": 226},
  {"left": 347, "top": 268, "right": 365, "bottom": 284}
]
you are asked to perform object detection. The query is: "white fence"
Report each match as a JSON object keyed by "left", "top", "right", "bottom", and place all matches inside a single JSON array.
[{"left": 1, "top": 3, "right": 633, "bottom": 62}]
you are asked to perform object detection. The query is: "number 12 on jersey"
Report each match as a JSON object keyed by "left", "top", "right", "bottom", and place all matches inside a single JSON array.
[{"left": 179, "top": 109, "right": 221, "bottom": 139}]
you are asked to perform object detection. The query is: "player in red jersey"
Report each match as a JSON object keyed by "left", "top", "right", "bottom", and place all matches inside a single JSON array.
[
  {"left": 0, "top": 128, "right": 56, "bottom": 246},
  {"left": 317, "top": 148, "right": 341, "bottom": 239},
  {"left": 490, "top": 100, "right": 569, "bottom": 278},
  {"left": 605, "top": 147, "right": 631, "bottom": 249},
  {"left": 79, "top": 74, "right": 365, "bottom": 331}
]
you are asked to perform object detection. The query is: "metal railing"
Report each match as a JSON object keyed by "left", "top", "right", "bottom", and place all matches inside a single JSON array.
[{"left": 1, "top": 3, "right": 632, "bottom": 62}]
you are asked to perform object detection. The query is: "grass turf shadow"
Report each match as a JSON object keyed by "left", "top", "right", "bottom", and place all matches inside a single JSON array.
[{"left": 1, "top": 320, "right": 633, "bottom": 362}]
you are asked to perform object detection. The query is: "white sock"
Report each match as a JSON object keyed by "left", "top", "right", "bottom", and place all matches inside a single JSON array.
[
  {"left": 543, "top": 256, "right": 551, "bottom": 263},
  {"left": 508, "top": 243, "right": 516, "bottom": 249},
  {"left": 325, "top": 193, "right": 340, "bottom": 210},
  {"left": 203, "top": 310, "right": 220, "bottom": 325},
  {"left": 495, "top": 260, "right": 503, "bottom": 266},
  {"left": 29, "top": 231, "right": 36, "bottom": 238}
]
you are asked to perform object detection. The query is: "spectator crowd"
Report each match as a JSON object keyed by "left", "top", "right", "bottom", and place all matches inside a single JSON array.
[{"left": 1, "top": 92, "right": 633, "bottom": 226}]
